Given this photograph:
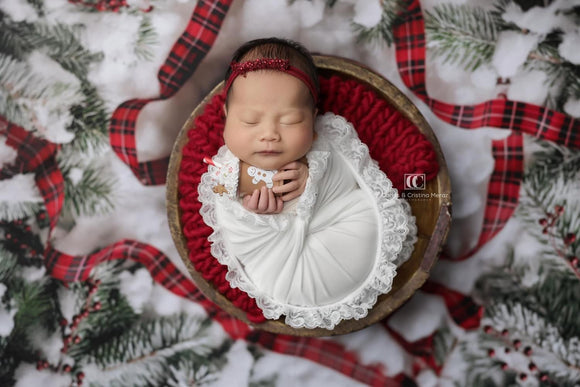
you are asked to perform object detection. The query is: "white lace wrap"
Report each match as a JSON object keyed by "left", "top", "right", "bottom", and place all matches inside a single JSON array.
[{"left": 198, "top": 113, "right": 417, "bottom": 329}]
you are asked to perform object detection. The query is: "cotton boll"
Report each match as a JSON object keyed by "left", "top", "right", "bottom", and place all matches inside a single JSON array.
[
  {"left": 492, "top": 31, "right": 539, "bottom": 78},
  {"left": 0, "top": 136, "right": 17, "bottom": 168},
  {"left": 0, "top": 0, "right": 38, "bottom": 22},
  {"left": 333, "top": 324, "right": 408, "bottom": 374},
  {"left": 353, "top": 0, "right": 382, "bottom": 27},
  {"left": 20, "top": 265, "right": 46, "bottom": 282},
  {"left": 386, "top": 292, "right": 447, "bottom": 341},
  {"left": 14, "top": 363, "right": 71, "bottom": 387},
  {"left": 30, "top": 328, "right": 64, "bottom": 364},
  {"left": 501, "top": 2, "right": 574, "bottom": 35},
  {"left": 470, "top": 65, "right": 497, "bottom": 91},
  {"left": 0, "top": 284, "right": 17, "bottom": 337},
  {"left": 564, "top": 97, "right": 580, "bottom": 118},
  {"left": 147, "top": 283, "right": 182, "bottom": 316},
  {"left": 239, "top": 0, "right": 300, "bottom": 40},
  {"left": 292, "top": 0, "right": 325, "bottom": 28},
  {"left": 119, "top": 268, "right": 153, "bottom": 313},
  {"left": 559, "top": 30, "right": 580, "bottom": 65},
  {"left": 416, "top": 369, "right": 438, "bottom": 387},
  {"left": 507, "top": 70, "right": 548, "bottom": 106},
  {"left": 0, "top": 174, "right": 42, "bottom": 202},
  {"left": 57, "top": 286, "right": 78, "bottom": 322}
]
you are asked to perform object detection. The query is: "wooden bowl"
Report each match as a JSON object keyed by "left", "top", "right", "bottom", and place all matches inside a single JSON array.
[{"left": 166, "top": 55, "right": 452, "bottom": 336}]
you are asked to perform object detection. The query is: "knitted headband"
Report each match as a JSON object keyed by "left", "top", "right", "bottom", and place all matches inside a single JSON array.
[{"left": 223, "top": 58, "right": 318, "bottom": 105}]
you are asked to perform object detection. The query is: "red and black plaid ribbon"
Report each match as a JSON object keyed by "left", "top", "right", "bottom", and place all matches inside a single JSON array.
[
  {"left": 109, "top": 0, "right": 232, "bottom": 185},
  {"left": 0, "top": 117, "right": 63, "bottom": 230}
]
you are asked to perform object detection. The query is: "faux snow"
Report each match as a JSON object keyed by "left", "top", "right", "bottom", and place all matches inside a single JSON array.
[{"left": 492, "top": 31, "right": 539, "bottom": 78}]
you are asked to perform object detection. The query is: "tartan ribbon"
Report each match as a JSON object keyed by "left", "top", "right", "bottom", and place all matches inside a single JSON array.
[
  {"left": 0, "top": 117, "right": 63, "bottom": 230},
  {"left": 108, "top": 0, "right": 232, "bottom": 185}
]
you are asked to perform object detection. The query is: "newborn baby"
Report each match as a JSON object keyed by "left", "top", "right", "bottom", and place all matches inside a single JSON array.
[{"left": 198, "top": 37, "right": 416, "bottom": 329}]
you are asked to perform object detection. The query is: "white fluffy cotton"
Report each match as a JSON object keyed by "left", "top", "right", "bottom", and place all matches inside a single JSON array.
[
  {"left": 0, "top": 0, "right": 38, "bottom": 22},
  {"left": 57, "top": 286, "right": 78, "bottom": 322},
  {"left": 501, "top": 1, "right": 574, "bottom": 35},
  {"left": 0, "top": 283, "right": 17, "bottom": 337},
  {"left": 470, "top": 65, "right": 498, "bottom": 91},
  {"left": 0, "top": 136, "right": 18, "bottom": 168},
  {"left": 118, "top": 268, "right": 153, "bottom": 313},
  {"left": 14, "top": 363, "right": 71, "bottom": 387},
  {"left": 492, "top": 31, "right": 539, "bottom": 78},
  {"left": 507, "top": 70, "right": 548, "bottom": 105},
  {"left": 352, "top": 0, "right": 382, "bottom": 27},
  {"left": 292, "top": 0, "right": 325, "bottom": 28},
  {"left": 30, "top": 328, "right": 65, "bottom": 363},
  {"left": 20, "top": 265, "right": 47, "bottom": 283},
  {"left": 559, "top": 30, "right": 580, "bottom": 65},
  {"left": 564, "top": 97, "right": 580, "bottom": 118},
  {"left": 0, "top": 174, "right": 43, "bottom": 202}
]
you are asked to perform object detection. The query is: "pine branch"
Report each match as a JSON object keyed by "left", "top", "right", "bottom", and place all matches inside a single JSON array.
[
  {"left": 0, "top": 202, "right": 42, "bottom": 223},
  {"left": 22, "top": 22, "right": 103, "bottom": 80},
  {"left": 63, "top": 82, "right": 110, "bottom": 154},
  {"left": 61, "top": 163, "right": 115, "bottom": 217},
  {"left": 0, "top": 17, "right": 35, "bottom": 60},
  {"left": 425, "top": 3, "right": 506, "bottom": 71},
  {"left": 81, "top": 314, "right": 231, "bottom": 386},
  {"left": 134, "top": 15, "right": 159, "bottom": 62},
  {"left": 352, "top": 0, "right": 406, "bottom": 46}
]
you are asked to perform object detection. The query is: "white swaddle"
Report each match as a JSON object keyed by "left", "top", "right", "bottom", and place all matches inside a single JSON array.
[{"left": 198, "top": 113, "right": 417, "bottom": 329}]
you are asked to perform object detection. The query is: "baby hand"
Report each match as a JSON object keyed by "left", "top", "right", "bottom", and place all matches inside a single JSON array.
[
  {"left": 272, "top": 161, "right": 309, "bottom": 201},
  {"left": 242, "top": 186, "right": 284, "bottom": 214}
]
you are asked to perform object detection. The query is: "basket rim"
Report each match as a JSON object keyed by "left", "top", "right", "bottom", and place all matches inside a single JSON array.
[{"left": 166, "top": 54, "right": 452, "bottom": 337}]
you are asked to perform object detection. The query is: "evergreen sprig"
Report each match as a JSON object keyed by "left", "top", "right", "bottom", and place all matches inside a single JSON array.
[
  {"left": 425, "top": 3, "right": 505, "bottom": 71},
  {"left": 135, "top": 15, "right": 159, "bottom": 62},
  {"left": 352, "top": 0, "right": 406, "bottom": 46},
  {"left": 61, "top": 163, "right": 115, "bottom": 217},
  {"left": 82, "top": 314, "right": 231, "bottom": 386}
]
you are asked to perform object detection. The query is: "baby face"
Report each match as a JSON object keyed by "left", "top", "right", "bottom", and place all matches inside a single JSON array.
[{"left": 223, "top": 70, "right": 317, "bottom": 171}]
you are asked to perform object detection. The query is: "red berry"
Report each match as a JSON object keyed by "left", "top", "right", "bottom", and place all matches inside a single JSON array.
[
  {"left": 483, "top": 325, "right": 493, "bottom": 334},
  {"left": 64, "top": 335, "right": 71, "bottom": 345},
  {"left": 77, "top": 372, "right": 85, "bottom": 380},
  {"left": 504, "top": 347, "right": 511, "bottom": 353},
  {"left": 63, "top": 365, "right": 71, "bottom": 372},
  {"left": 501, "top": 329, "right": 509, "bottom": 336},
  {"left": 93, "top": 302, "right": 102, "bottom": 311},
  {"left": 513, "top": 339, "right": 521, "bottom": 349},
  {"left": 36, "top": 361, "right": 44, "bottom": 370},
  {"left": 540, "top": 373, "right": 549, "bottom": 381},
  {"left": 539, "top": 218, "right": 548, "bottom": 226},
  {"left": 569, "top": 256, "right": 579, "bottom": 267},
  {"left": 74, "top": 335, "right": 81, "bottom": 344},
  {"left": 94, "top": 279, "right": 102, "bottom": 286},
  {"left": 82, "top": 309, "right": 89, "bottom": 318},
  {"left": 500, "top": 362, "right": 508, "bottom": 370},
  {"left": 565, "top": 233, "right": 577, "bottom": 244},
  {"left": 520, "top": 373, "right": 527, "bottom": 381},
  {"left": 542, "top": 228, "right": 549, "bottom": 234},
  {"left": 39, "top": 213, "right": 46, "bottom": 220},
  {"left": 42, "top": 360, "right": 49, "bottom": 368},
  {"left": 59, "top": 318, "right": 68, "bottom": 327},
  {"left": 529, "top": 362, "right": 537, "bottom": 372},
  {"left": 487, "top": 349, "right": 495, "bottom": 357},
  {"left": 60, "top": 346, "right": 68, "bottom": 354},
  {"left": 5, "top": 233, "right": 11, "bottom": 239},
  {"left": 555, "top": 205, "right": 564, "bottom": 214},
  {"left": 523, "top": 346, "right": 532, "bottom": 356}
]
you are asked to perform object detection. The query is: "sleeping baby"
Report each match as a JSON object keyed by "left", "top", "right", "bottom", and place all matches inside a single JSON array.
[{"left": 198, "top": 37, "right": 417, "bottom": 329}]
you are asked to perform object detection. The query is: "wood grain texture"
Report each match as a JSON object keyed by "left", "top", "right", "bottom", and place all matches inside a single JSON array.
[{"left": 166, "top": 55, "right": 452, "bottom": 337}]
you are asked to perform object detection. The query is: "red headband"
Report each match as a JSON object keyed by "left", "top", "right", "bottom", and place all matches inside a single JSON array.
[{"left": 223, "top": 58, "right": 318, "bottom": 104}]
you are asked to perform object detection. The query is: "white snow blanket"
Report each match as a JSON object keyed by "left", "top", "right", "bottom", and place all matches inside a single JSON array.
[{"left": 199, "top": 113, "right": 416, "bottom": 329}]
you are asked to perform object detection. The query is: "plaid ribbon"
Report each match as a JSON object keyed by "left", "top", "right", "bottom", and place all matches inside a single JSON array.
[
  {"left": 109, "top": 0, "right": 232, "bottom": 185},
  {"left": 0, "top": 116, "right": 63, "bottom": 230}
]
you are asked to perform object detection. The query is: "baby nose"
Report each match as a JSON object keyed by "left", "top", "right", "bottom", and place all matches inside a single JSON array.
[{"left": 260, "top": 124, "right": 280, "bottom": 141}]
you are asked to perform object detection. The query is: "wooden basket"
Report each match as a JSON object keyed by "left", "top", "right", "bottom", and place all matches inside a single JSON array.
[{"left": 166, "top": 55, "right": 452, "bottom": 337}]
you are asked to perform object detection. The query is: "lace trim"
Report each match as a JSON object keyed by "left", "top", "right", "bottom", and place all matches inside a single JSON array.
[{"left": 198, "top": 113, "right": 417, "bottom": 329}]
